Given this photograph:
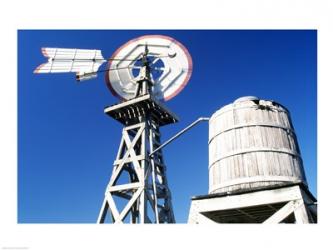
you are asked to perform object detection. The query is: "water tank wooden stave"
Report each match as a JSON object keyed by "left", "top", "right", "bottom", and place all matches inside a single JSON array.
[{"left": 208, "top": 96, "right": 307, "bottom": 194}]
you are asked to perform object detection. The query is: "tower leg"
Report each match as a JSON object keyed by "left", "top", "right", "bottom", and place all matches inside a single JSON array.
[{"left": 294, "top": 200, "right": 310, "bottom": 223}]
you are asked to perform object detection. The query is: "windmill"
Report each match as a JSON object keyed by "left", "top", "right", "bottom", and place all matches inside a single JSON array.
[{"left": 34, "top": 35, "right": 193, "bottom": 223}]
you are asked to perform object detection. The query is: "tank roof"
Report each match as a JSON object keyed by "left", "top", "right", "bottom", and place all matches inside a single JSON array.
[{"left": 234, "top": 96, "right": 259, "bottom": 103}]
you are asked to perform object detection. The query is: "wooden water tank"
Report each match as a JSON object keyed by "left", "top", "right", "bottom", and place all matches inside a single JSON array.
[{"left": 208, "top": 96, "right": 307, "bottom": 194}]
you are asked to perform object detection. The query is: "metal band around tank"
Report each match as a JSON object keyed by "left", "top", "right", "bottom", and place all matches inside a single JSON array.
[
  {"left": 208, "top": 122, "right": 295, "bottom": 143},
  {"left": 209, "top": 147, "right": 301, "bottom": 168},
  {"left": 209, "top": 176, "right": 302, "bottom": 193}
]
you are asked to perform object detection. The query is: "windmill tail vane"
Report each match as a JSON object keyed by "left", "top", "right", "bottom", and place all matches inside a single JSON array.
[{"left": 34, "top": 47, "right": 106, "bottom": 81}]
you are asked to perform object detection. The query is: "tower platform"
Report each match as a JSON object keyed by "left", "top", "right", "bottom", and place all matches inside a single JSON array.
[{"left": 104, "top": 94, "right": 179, "bottom": 126}]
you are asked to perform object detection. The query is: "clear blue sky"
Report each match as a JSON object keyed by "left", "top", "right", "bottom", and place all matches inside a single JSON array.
[{"left": 18, "top": 30, "right": 317, "bottom": 223}]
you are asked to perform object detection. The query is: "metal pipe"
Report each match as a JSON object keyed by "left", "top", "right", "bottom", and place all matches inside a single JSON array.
[{"left": 149, "top": 117, "right": 209, "bottom": 157}]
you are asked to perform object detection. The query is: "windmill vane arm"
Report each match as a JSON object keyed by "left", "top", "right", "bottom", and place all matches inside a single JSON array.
[
  {"left": 48, "top": 58, "right": 106, "bottom": 62},
  {"left": 76, "top": 72, "right": 98, "bottom": 82},
  {"left": 108, "top": 52, "right": 177, "bottom": 62},
  {"left": 77, "top": 63, "right": 164, "bottom": 82}
]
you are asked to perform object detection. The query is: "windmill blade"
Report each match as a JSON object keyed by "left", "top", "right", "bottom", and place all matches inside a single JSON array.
[{"left": 34, "top": 48, "right": 106, "bottom": 81}]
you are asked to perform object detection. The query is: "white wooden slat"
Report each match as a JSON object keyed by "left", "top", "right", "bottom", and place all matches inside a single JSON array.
[
  {"left": 105, "top": 192, "right": 121, "bottom": 223},
  {"left": 108, "top": 182, "right": 142, "bottom": 192},
  {"left": 36, "top": 61, "right": 104, "bottom": 73},
  {"left": 42, "top": 48, "right": 104, "bottom": 60},
  {"left": 114, "top": 155, "right": 145, "bottom": 165},
  {"left": 209, "top": 176, "right": 301, "bottom": 194},
  {"left": 198, "top": 185, "right": 303, "bottom": 212}
]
